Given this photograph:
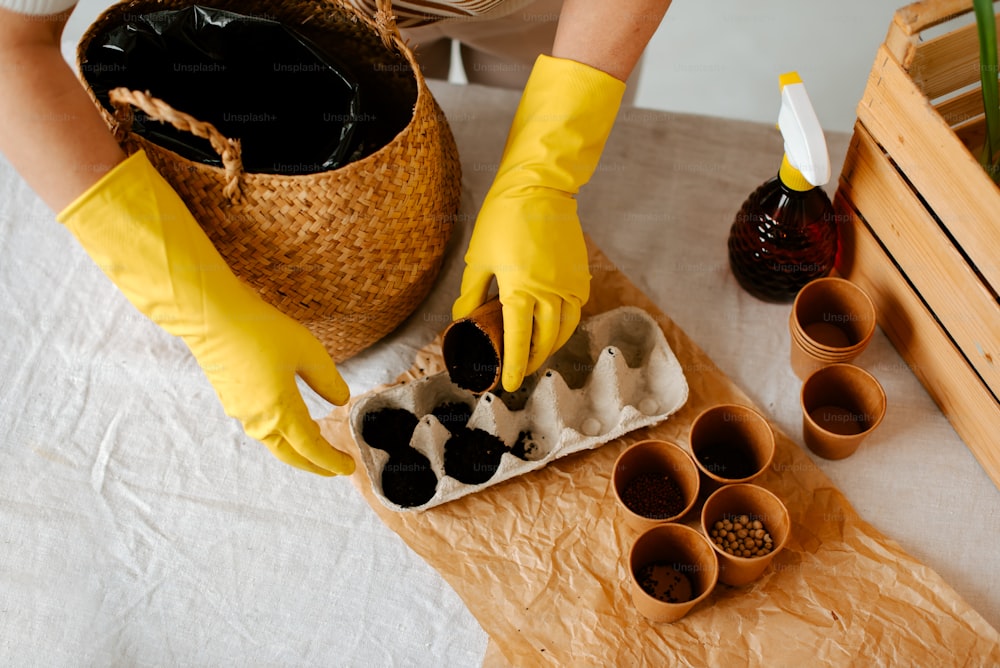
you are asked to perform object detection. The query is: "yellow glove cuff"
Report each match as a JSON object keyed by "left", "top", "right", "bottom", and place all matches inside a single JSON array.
[{"left": 57, "top": 150, "right": 148, "bottom": 224}]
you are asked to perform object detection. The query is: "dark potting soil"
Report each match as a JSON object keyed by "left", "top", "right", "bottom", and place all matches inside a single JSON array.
[
  {"left": 636, "top": 561, "right": 694, "bottom": 603},
  {"left": 380, "top": 448, "right": 438, "bottom": 508},
  {"left": 443, "top": 320, "right": 499, "bottom": 393},
  {"left": 443, "top": 427, "right": 508, "bottom": 484},
  {"left": 361, "top": 407, "right": 419, "bottom": 457},
  {"left": 431, "top": 401, "right": 473, "bottom": 434},
  {"left": 621, "top": 472, "right": 685, "bottom": 519},
  {"left": 509, "top": 431, "right": 536, "bottom": 461},
  {"left": 696, "top": 442, "right": 757, "bottom": 480}
]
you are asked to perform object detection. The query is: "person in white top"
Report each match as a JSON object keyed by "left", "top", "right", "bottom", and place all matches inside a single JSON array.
[{"left": 0, "top": 0, "right": 672, "bottom": 476}]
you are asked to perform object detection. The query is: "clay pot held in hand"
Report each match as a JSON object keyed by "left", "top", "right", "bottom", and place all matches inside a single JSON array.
[{"left": 442, "top": 297, "right": 504, "bottom": 393}]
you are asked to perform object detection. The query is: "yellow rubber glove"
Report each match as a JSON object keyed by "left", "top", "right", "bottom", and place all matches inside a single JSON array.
[
  {"left": 57, "top": 150, "right": 355, "bottom": 476},
  {"left": 453, "top": 54, "right": 626, "bottom": 392}
]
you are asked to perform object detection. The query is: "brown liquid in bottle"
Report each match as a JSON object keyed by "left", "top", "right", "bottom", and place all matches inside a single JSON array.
[{"left": 727, "top": 175, "right": 839, "bottom": 303}]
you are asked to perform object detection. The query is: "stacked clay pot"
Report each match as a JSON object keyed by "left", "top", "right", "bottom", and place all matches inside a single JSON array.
[{"left": 788, "top": 277, "right": 877, "bottom": 380}]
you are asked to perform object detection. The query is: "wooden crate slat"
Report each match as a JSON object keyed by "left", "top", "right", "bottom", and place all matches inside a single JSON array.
[
  {"left": 904, "top": 13, "right": 1000, "bottom": 100},
  {"left": 893, "top": 0, "right": 981, "bottom": 36},
  {"left": 835, "top": 192, "right": 1000, "bottom": 490},
  {"left": 858, "top": 42, "right": 1000, "bottom": 293},
  {"left": 934, "top": 84, "right": 985, "bottom": 127},
  {"left": 887, "top": 0, "right": 978, "bottom": 65},
  {"left": 953, "top": 121, "right": 988, "bottom": 161},
  {"left": 839, "top": 1, "right": 1000, "bottom": 493},
  {"left": 885, "top": 20, "right": 917, "bottom": 65},
  {"left": 839, "top": 122, "right": 1000, "bottom": 395},
  {"left": 909, "top": 16, "right": 983, "bottom": 99}
]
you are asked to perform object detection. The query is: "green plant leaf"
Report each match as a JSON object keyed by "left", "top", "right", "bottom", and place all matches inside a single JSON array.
[{"left": 974, "top": 0, "right": 1000, "bottom": 181}]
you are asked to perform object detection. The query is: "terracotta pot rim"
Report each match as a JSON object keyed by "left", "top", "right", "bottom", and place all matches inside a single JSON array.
[
  {"left": 612, "top": 439, "right": 701, "bottom": 528},
  {"left": 689, "top": 404, "right": 775, "bottom": 484},
  {"left": 699, "top": 483, "right": 791, "bottom": 563}
]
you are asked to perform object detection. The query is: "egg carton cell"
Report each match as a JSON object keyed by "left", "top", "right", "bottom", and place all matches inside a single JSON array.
[{"left": 349, "top": 306, "right": 690, "bottom": 512}]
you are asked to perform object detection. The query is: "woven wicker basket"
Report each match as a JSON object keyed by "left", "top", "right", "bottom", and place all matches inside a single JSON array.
[{"left": 77, "top": 0, "right": 462, "bottom": 362}]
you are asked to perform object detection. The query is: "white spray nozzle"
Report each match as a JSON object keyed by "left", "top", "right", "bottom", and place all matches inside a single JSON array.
[{"left": 777, "top": 72, "right": 830, "bottom": 188}]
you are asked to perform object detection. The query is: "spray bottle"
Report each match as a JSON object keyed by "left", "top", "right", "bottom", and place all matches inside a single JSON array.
[{"left": 727, "top": 71, "right": 838, "bottom": 302}]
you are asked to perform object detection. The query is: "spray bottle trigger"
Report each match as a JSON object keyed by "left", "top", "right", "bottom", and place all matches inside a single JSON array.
[{"left": 777, "top": 71, "right": 830, "bottom": 188}]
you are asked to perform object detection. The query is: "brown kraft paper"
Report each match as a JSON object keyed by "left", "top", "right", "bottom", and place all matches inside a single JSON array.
[{"left": 320, "top": 238, "right": 1000, "bottom": 666}]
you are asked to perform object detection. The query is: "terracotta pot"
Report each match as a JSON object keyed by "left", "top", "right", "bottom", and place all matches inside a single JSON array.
[
  {"left": 788, "top": 277, "right": 876, "bottom": 380},
  {"left": 689, "top": 404, "right": 775, "bottom": 493},
  {"left": 628, "top": 523, "right": 718, "bottom": 622},
  {"left": 612, "top": 439, "right": 700, "bottom": 532},
  {"left": 442, "top": 297, "right": 504, "bottom": 393},
  {"left": 800, "top": 363, "right": 887, "bottom": 459}
]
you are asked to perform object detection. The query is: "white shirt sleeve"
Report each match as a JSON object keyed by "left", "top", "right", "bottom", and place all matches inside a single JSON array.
[{"left": 0, "top": 0, "right": 77, "bottom": 14}]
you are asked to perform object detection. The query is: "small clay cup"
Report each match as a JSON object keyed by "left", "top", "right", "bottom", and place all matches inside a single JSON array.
[
  {"left": 628, "top": 523, "right": 718, "bottom": 623},
  {"left": 442, "top": 297, "right": 504, "bottom": 393},
  {"left": 612, "top": 440, "right": 700, "bottom": 532},
  {"left": 700, "top": 483, "right": 791, "bottom": 586},
  {"left": 689, "top": 404, "right": 775, "bottom": 492},
  {"left": 800, "top": 363, "right": 887, "bottom": 460},
  {"left": 789, "top": 277, "right": 876, "bottom": 380},
  {"left": 789, "top": 312, "right": 849, "bottom": 380}
]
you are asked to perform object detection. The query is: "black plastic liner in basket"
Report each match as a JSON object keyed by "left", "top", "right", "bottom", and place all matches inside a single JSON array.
[{"left": 82, "top": 5, "right": 408, "bottom": 174}]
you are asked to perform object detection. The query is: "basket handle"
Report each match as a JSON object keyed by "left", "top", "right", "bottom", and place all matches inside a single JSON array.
[
  {"left": 373, "top": 0, "right": 400, "bottom": 50},
  {"left": 109, "top": 87, "right": 244, "bottom": 202}
]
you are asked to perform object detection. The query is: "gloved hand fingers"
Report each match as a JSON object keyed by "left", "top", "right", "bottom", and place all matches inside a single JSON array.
[
  {"left": 258, "top": 431, "right": 337, "bottom": 477},
  {"left": 452, "top": 266, "right": 494, "bottom": 320},
  {"left": 552, "top": 299, "right": 582, "bottom": 356},
  {"left": 500, "top": 291, "right": 535, "bottom": 392},
  {"left": 523, "top": 296, "right": 562, "bottom": 379},
  {"left": 297, "top": 332, "right": 350, "bottom": 406},
  {"left": 279, "top": 406, "right": 357, "bottom": 475},
  {"left": 240, "top": 379, "right": 356, "bottom": 476}
]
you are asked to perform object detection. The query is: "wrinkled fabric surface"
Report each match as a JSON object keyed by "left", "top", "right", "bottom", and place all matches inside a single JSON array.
[{"left": 2, "top": 80, "right": 999, "bottom": 665}]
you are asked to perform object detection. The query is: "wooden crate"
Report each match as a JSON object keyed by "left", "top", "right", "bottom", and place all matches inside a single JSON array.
[{"left": 834, "top": 0, "right": 1000, "bottom": 489}]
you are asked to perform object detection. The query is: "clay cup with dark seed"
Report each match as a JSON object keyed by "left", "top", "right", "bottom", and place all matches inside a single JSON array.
[{"left": 612, "top": 439, "right": 700, "bottom": 532}]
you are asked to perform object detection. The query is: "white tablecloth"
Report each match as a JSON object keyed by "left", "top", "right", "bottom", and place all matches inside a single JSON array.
[{"left": 2, "top": 80, "right": 998, "bottom": 665}]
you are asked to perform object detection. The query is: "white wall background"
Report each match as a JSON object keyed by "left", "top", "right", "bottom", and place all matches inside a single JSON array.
[{"left": 634, "top": 0, "right": 905, "bottom": 133}]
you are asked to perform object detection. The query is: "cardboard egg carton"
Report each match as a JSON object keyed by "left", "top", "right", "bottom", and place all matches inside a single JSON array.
[{"left": 349, "top": 306, "right": 689, "bottom": 511}]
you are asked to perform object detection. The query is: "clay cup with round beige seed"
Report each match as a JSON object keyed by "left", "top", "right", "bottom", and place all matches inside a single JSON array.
[{"left": 700, "top": 483, "right": 791, "bottom": 586}]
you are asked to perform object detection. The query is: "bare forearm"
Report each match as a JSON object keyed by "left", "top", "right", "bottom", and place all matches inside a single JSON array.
[
  {"left": 553, "top": 0, "right": 672, "bottom": 82},
  {"left": 0, "top": 8, "right": 125, "bottom": 212}
]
